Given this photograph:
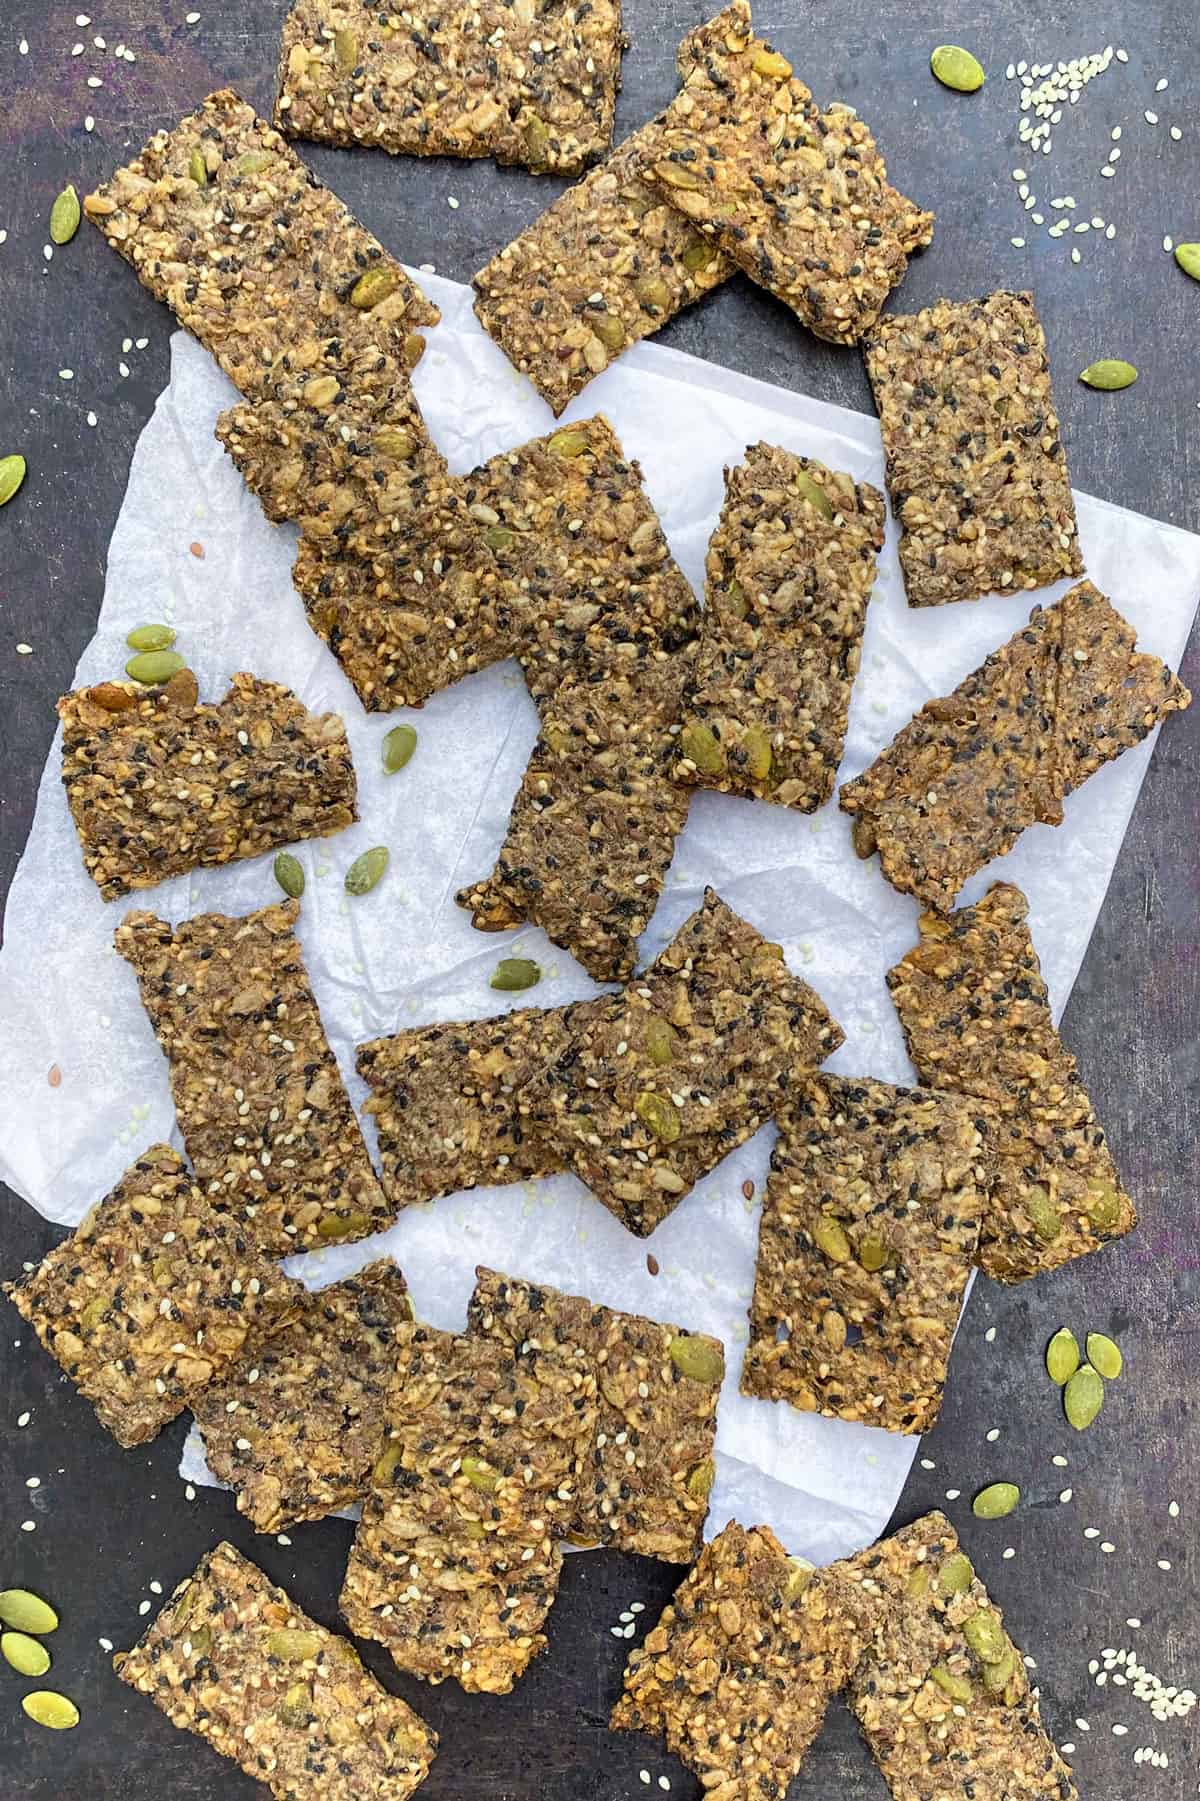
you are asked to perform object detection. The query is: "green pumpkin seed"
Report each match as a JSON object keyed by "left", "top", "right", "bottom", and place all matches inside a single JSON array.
[
  {"left": 484, "top": 524, "right": 517, "bottom": 551},
  {"left": 373, "top": 428, "right": 416, "bottom": 462},
  {"left": 50, "top": 185, "right": 82, "bottom": 245},
  {"left": 972, "top": 1482, "right": 1020, "bottom": 1520},
  {"left": 686, "top": 1458, "right": 715, "bottom": 1499},
  {"left": 279, "top": 1680, "right": 313, "bottom": 1728},
  {"left": 1086, "top": 1332, "right": 1123, "bottom": 1380},
  {"left": 345, "top": 846, "right": 389, "bottom": 894},
  {"left": 752, "top": 47, "right": 792, "bottom": 78},
  {"left": 784, "top": 1556, "right": 814, "bottom": 1600},
  {"left": 981, "top": 1647, "right": 1018, "bottom": 1696},
  {"left": 548, "top": 427, "right": 590, "bottom": 457},
  {"left": 316, "top": 1210, "right": 369, "bottom": 1240},
  {"left": 2, "top": 1631, "right": 51, "bottom": 1677},
  {"left": 1085, "top": 1181, "right": 1122, "bottom": 1230},
  {"left": 303, "top": 374, "right": 341, "bottom": 409},
  {"left": 668, "top": 1335, "right": 725, "bottom": 1385},
  {"left": 1023, "top": 1185, "right": 1062, "bottom": 1244},
  {"left": 905, "top": 1564, "right": 931, "bottom": 1598},
  {"left": 350, "top": 267, "right": 399, "bottom": 310},
  {"left": 930, "top": 1663, "right": 974, "bottom": 1703},
  {"left": 273, "top": 852, "right": 305, "bottom": 900},
  {"left": 643, "top": 1015, "right": 678, "bottom": 1066},
  {"left": 857, "top": 1234, "right": 890, "bottom": 1273},
  {"left": 490, "top": 957, "right": 541, "bottom": 992},
  {"left": 125, "top": 650, "right": 186, "bottom": 685},
  {"left": 235, "top": 151, "right": 273, "bottom": 176},
  {"left": 812, "top": 1217, "right": 851, "bottom": 1264},
  {"left": 1173, "top": 243, "right": 1200, "bottom": 281},
  {"left": 462, "top": 1455, "right": 500, "bottom": 1493},
  {"left": 794, "top": 470, "right": 833, "bottom": 519},
  {"left": 334, "top": 27, "right": 358, "bottom": 70},
  {"left": 593, "top": 312, "right": 626, "bottom": 351},
  {"left": 963, "top": 1607, "right": 1008, "bottom": 1663},
  {"left": 126, "top": 623, "right": 177, "bottom": 651},
  {"left": 0, "top": 454, "right": 28, "bottom": 507},
  {"left": 525, "top": 115, "right": 550, "bottom": 163},
  {"left": 937, "top": 1552, "right": 974, "bottom": 1596},
  {"left": 79, "top": 1291, "right": 111, "bottom": 1333},
  {"left": 679, "top": 722, "right": 726, "bottom": 775},
  {"left": 682, "top": 239, "right": 718, "bottom": 273},
  {"left": 653, "top": 159, "right": 704, "bottom": 191},
  {"left": 635, "top": 1090, "right": 681, "bottom": 1143},
  {"left": 634, "top": 274, "right": 672, "bottom": 311},
  {"left": 185, "top": 1623, "right": 212, "bottom": 1658},
  {"left": 188, "top": 149, "right": 208, "bottom": 186},
  {"left": 1045, "top": 1327, "right": 1080, "bottom": 1386},
  {"left": 267, "top": 1629, "right": 321, "bottom": 1662},
  {"left": 373, "top": 1442, "right": 402, "bottom": 1484},
  {"left": 1064, "top": 1364, "right": 1105, "bottom": 1431},
  {"left": 21, "top": 1691, "right": 78, "bottom": 1730},
  {"left": 930, "top": 44, "right": 985, "bottom": 92},
  {"left": 382, "top": 724, "right": 418, "bottom": 773},
  {"left": 0, "top": 1591, "right": 59, "bottom": 1635},
  {"left": 739, "top": 725, "right": 773, "bottom": 782},
  {"left": 1079, "top": 359, "right": 1138, "bottom": 391}
]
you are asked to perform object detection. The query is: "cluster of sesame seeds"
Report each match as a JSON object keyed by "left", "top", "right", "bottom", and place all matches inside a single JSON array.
[
  {"left": 609, "top": 1599, "right": 645, "bottom": 1640},
  {"left": 1091, "top": 1645, "right": 1197, "bottom": 1725},
  {"left": 637, "top": 1772, "right": 671, "bottom": 1790}
]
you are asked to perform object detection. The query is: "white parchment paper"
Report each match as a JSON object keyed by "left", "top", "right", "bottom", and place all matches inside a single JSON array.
[{"left": 2, "top": 271, "right": 1197, "bottom": 1564}]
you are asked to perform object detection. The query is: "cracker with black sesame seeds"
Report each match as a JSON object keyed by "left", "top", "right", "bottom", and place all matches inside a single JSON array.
[
  {"left": 887, "top": 882, "right": 1139, "bottom": 1284},
  {"left": 840, "top": 582, "right": 1191, "bottom": 912},
  {"left": 275, "top": 0, "right": 624, "bottom": 176},
  {"left": 863, "top": 291, "right": 1081, "bottom": 606},
  {"left": 676, "top": 445, "right": 884, "bottom": 808},
  {"left": 469, "top": 1267, "right": 723, "bottom": 1562},
  {"left": 849, "top": 1513, "right": 1078, "bottom": 1801},
  {"left": 641, "top": 11, "right": 932, "bottom": 348},
  {"left": 339, "top": 1325, "right": 598, "bottom": 1693},
  {"left": 3, "top": 1145, "right": 304, "bottom": 1449},
  {"left": 58, "top": 672, "right": 357, "bottom": 901},
  {"left": 741, "top": 1076, "right": 990, "bottom": 1434},
  {"left": 83, "top": 90, "right": 437, "bottom": 399},
  {"left": 115, "top": 1541, "right": 437, "bottom": 1801},
  {"left": 527, "top": 888, "right": 843, "bottom": 1234},
  {"left": 115, "top": 900, "right": 393, "bottom": 1256},
  {"left": 191, "top": 1260, "right": 414, "bottom": 1533}
]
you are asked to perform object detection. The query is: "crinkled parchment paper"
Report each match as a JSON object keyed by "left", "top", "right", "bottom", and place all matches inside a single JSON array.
[{"left": 2, "top": 272, "right": 1197, "bottom": 1563}]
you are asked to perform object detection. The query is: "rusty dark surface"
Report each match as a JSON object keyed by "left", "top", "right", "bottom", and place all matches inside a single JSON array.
[{"left": 0, "top": 4, "right": 1197, "bottom": 1798}]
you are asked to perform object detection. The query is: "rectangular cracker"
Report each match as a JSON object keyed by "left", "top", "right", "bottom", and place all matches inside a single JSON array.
[
  {"left": 840, "top": 582, "right": 1191, "bottom": 911},
  {"left": 529, "top": 888, "right": 844, "bottom": 1234},
  {"left": 676, "top": 445, "right": 884, "bottom": 808},
  {"left": 469, "top": 1266, "right": 723, "bottom": 1562},
  {"left": 887, "top": 882, "right": 1137, "bottom": 1283},
  {"left": 276, "top": 0, "right": 624, "bottom": 176},
  {"left": 115, "top": 899, "right": 392, "bottom": 1256},
  {"left": 191, "top": 1260, "right": 413, "bottom": 1532},
  {"left": 849, "top": 1515, "right": 1079, "bottom": 1801},
  {"left": 612, "top": 1515, "right": 935, "bottom": 1800},
  {"left": 641, "top": 10, "right": 933, "bottom": 346},
  {"left": 3, "top": 1145, "right": 303, "bottom": 1448},
  {"left": 741, "top": 1076, "right": 989, "bottom": 1433},
  {"left": 339, "top": 1324, "right": 598, "bottom": 1693},
  {"left": 83, "top": 90, "right": 437, "bottom": 400},
  {"left": 59, "top": 671, "right": 356, "bottom": 901},
  {"left": 115, "top": 1541, "right": 437, "bottom": 1801},
  {"left": 863, "top": 291, "right": 1082, "bottom": 606}
]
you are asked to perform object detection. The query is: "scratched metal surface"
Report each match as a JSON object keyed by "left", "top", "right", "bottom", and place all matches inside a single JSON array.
[{"left": 0, "top": 3, "right": 1197, "bottom": 1798}]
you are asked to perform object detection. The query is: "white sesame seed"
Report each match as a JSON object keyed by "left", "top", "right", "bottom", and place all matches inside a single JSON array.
[
  {"left": 149, "top": 1581, "right": 162, "bottom": 1595},
  {"left": 1145, "top": 110, "right": 1158, "bottom": 124},
  {"left": 1002, "top": 1546, "right": 1015, "bottom": 1560},
  {"left": 93, "top": 33, "right": 105, "bottom": 46},
  {"left": 98, "top": 1636, "right": 113, "bottom": 1652},
  {"left": 638, "top": 1771, "right": 651, "bottom": 1785},
  {"left": 186, "top": 10, "right": 201, "bottom": 20},
  {"left": 1060, "top": 1489, "right": 1073, "bottom": 1503},
  {"left": 1061, "top": 1742, "right": 1075, "bottom": 1755},
  {"left": 1163, "top": 236, "right": 1175, "bottom": 252},
  {"left": 72, "top": 42, "right": 84, "bottom": 55},
  {"left": 17, "top": 1411, "right": 30, "bottom": 1427},
  {"left": 138, "top": 1600, "right": 151, "bottom": 1615},
  {"left": 658, "top": 1781, "right": 670, "bottom": 1792},
  {"left": 1071, "top": 248, "right": 1081, "bottom": 263},
  {"left": 447, "top": 196, "right": 460, "bottom": 209},
  {"left": 1011, "top": 237, "right": 1026, "bottom": 249},
  {"left": 1105, "top": 223, "right": 1116, "bottom": 238},
  {"left": 25, "top": 1475, "right": 41, "bottom": 1489},
  {"left": 185, "top": 1484, "right": 196, "bottom": 1500},
  {"left": 19, "top": 38, "right": 28, "bottom": 54},
  {"left": 20, "top": 1521, "right": 35, "bottom": 1533},
  {"left": 85, "top": 115, "right": 95, "bottom": 132},
  {"left": 1112, "top": 1724, "right": 1128, "bottom": 1736},
  {"left": 1100, "top": 1540, "right": 1115, "bottom": 1552},
  {"left": 1116, "top": 47, "right": 1128, "bottom": 62},
  {"left": 1169, "top": 1500, "right": 1180, "bottom": 1517},
  {"left": 1127, "top": 1618, "right": 1141, "bottom": 1629},
  {"left": 1012, "top": 167, "right": 1027, "bottom": 181},
  {"left": 1170, "top": 125, "right": 1182, "bottom": 140},
  {"left": 1157, "top": 1559, "right": 1171, "bottom": 1570},
  {"left": 1156, "top": 77, "right": 1168, "bottom": 91},
  {"left": 1052, "top": 1454, "right": 1068, "bottom": 1467},
  {"left": 984, "top": 1326, "right": 996, "bottom": 1343},
  {"left": 87, "top": 74, "right": 103, "bottom": 87},
  {"left": 945, "top": 1489, "right": 961, "bottom": 1500},
  {"left": 277, "top": 1534, "right": 292, "bottom": 1546},
  {"left": 1085, "top": 1527, "right": 1100, "bottom": 1538}
]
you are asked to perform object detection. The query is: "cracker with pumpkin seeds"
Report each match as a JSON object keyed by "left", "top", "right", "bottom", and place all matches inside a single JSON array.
[
  {"left": 469, "top": 1267, "right": 723, "bottom": 1561},
  {"left": 676, "top": 445, "right": 884, "bottom": 808},
  {"left": 83, "top": 90, "right": 437, "bottom": 399},
  {"left": 339, "top": 1324, "right": 597, "bottom": 1693},
  {"left": 191, "top": 1260, "right": 414, "bottom": 1533},
  {"left": 3, "top": 1145, "right": 304, "bottom": 1449},
  {"left": 741, "top": 1076, "right": 989, "bottom": 1434},
  {"left": 59, "top": 671, "right": 357, "bottom": 901},
  {"left": 115, "top": 1541, "right": 437, "bottom": 1801},
  {"left": 849, "top": 1515, "right": 1078, "bottom": 1801},
  {"left": 529, "top": 889, "right": 843, "bottom": 1233},
  {"left": 863, "top": 291, "right": 1081, "bottom": 606},
  {"left": 887, "top": 882, "right": 1137, "bottom": 1284},
  {"left": 840, "top": 582, "right": 1192, "bottom": 911},
  {"left": 641, "top": 11, "right": 933, "bottom": 347},
  {"left": 456, "top": 639, "right": 693, "bottom": 979},
  {"left": 115, "top": 900, "right": 393, "bottom": 1256},
  {"left": 276, "top": 0, "right": 624, "bottom": 176}
]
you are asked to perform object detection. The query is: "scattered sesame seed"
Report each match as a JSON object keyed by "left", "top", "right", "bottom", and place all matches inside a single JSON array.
[
  {"left": 1071, "top": 247, "right": 1081, "bottom": 263},
  {"left": 87, "top": 74, "right": 103, "bottom": 87},
  {"left": 76, "top": 12, "right": 91, "bottom": 21},
  {"left": 1156, "top": 1559, "right": 1171, "bottom": 1570},
  {"left": 43, "top": 244, "right": 53, "bottom": 261},
  {"left": 1164, "top": 236, "right": 1175, "bottom": 252},
  {"left": 1116, "top": 47, "right": 1128, "bottom": 61},
  {"left": 984, "top": 1326, "right": 996, "bottom": 1343},
  {"left": 638, "top": 1771, "right": 651, "bottom": 1786},
  {"left": 16, "top": 643, "right": 34, "bottom": 656},
  {"left": 1052, "top": 1454, "right": 1068, "bottom": 1467},
  {"left": 149, "top": 1581, "right": 162, "bottom": 1595},
  {"left": 1012, "top": 167, "right": 1027, "bottom": 181},
  {"left": 25, "top": 1475, "right": 41, "bottom": 1488},
  {"left": 85, "top": 115, "right": 95, "bottom": 132},
  {"left": 20, "top": 1521, "right": 35, "bottom": 1533},
  {"left": 185, "top": 1483, "right": 196, "bottom": 1500},
  {"left": 1060, "top": 1489, "right": 1073, "bottom": 1503},
  {"left": 1156, "top": 77, "right": 1168, "bottom": 91},
  {"left": 447, "top": 196, "right": 460, "bottom": 209},
  {"left": 1126, "top": 1618, "right": 1141, "bottom": 1629},
  {"left": 1112, "top": 1723, "right": 1128, "bottom": 1736},
  {"left": 186, "top": 10, "right": 201, "bottom": 20},
  {"left": 277, "top": 1534, "right": 292, "bottom": 1547},
  {"left": 1061, "top": 1742, "right": 1075, "bottom": 1755},
  {"left": 93, "top": 33, "right": 105, "bottom": 46},
  {"left": 1169, "top": 1500, "right": 1179, "bottom": 1517},
  {"left": 920, "top": 1457, "right": 936, "bottom": 1470},
  {"left": 138, "top": 1600, "right": 151, "bottom": 1615},
  {"left": 1011, "top": 237, "right": 1026, "bottom": 248},
  {"left": 1144, "top": 110, "right": 1158, "bottom": 124},
  {"left": 1100, "top": 166, "right": 1115, "bottom": 177},
  {"left": 1100, "top": 1540, "right": 1115, "bottom": 1553},
  {"left": 17, "top": 1410, "right": 30, "bottom": 1427},
  {"left": 119, "top": 362, "right": 130, "bottom": 378},
  {"left": 1170, "top": 125, "right": 1182, "bottom": 140},
  {"left": 72, "top": 42, "right": 84, "bottom": 55},
  {"left": 658, "top": 1780, "right": 670, "bottom": 1792},
  {"left": 945, "top": 1489, "right": 961, "bottom": 1500},
  {"left": 1002, "top": 1546, "right": 1015, "bottom": 1560},
  {"left": 87, "top": 410, "right": 97, "bottom": 427},
  {"left": 1085, "top": 1527, "right": 1100, "bottom": 1538},
  {"left": 98, "top": 1636, "right": 113, "bottom": 1652},
  {"left": 19, "top": 38, "right": 29, "bottom": 54}
]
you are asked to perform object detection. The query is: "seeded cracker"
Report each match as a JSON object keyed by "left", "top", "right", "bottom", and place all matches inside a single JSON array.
[
  {"left": 115, "top": 1541, "right": 437, "bottom": 1801},
  {"left": 849, "top": 1515, "right": 1078, "bottom": 1801},
  {"left": 3, "top": 1145, "right": 303, "bottom": 1449},
  {"left": 469, "top": 1267, "right": 722, "bottom": 1561},
  {"left": 888, "top": 883, "right": 1137, "bottom": 1283},
  {"left": 741, "top": 1076, "right": 989, "bottom": 1433},
  {"left": 115, "top": 900, "right": 392, "bottom": 1255},
  {"left": 840, "top": 581, "right": 1191, "bottom": 911},
  {"left": 612, "top": 1515, "right": 936, "bottom": 1801},
  {"left": 83, "top": 91, "right": 437, "bottom": 398},
  {"left": 863, "top": 291, "right": 1081, "bottom": 606},
  {"left": 339, "top": 1326, "right": 598, "bottom": 1693},
  {"left": 641, "top": 10, "right": 933, "bottom": 346},
  {"left": 59, "top": 672, "right": 356, "bottom": 900},
  {"left": 531, "top": 889, "right": 844, "bottom": 1234},
  {"left": 677, "top": 445, "right": 884, "bottom": 807},
  {"left": 276, "top": 0, "right": 624, "bottom": 176},
  {"left": 191, "top": 1261, "right": 414, "bottom": 1533}
]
